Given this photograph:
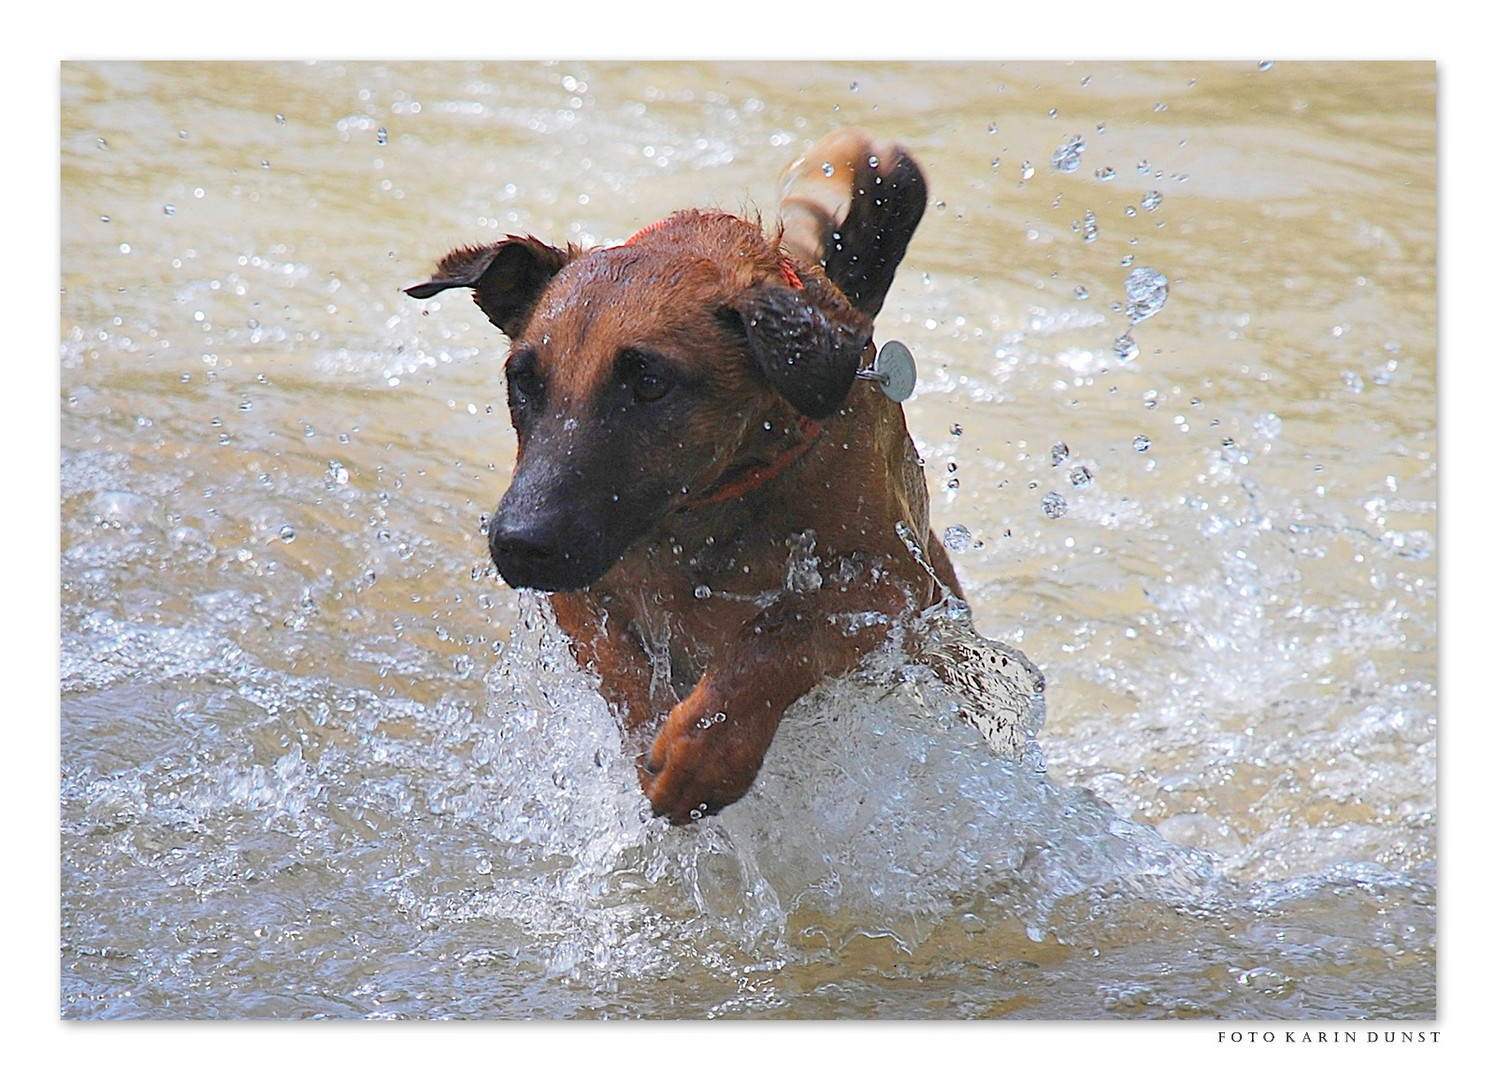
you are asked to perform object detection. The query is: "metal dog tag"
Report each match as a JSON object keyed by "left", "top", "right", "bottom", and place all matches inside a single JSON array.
[{"left": 864, "top": 339, "right": 917, "bottom": 402}]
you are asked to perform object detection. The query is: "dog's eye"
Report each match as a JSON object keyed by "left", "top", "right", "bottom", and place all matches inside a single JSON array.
[
  {"left": 617, "top": 349, "right": 673, "bottom": 405},
  {"left": 506, "top": 348, "right": 544, "bottom": 405},
  {"left": 633, "top": 369, "right": 670, "bottom": 403}
]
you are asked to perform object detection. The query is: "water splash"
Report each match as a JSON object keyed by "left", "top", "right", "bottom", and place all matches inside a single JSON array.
[
  {"left": 1125, "top": 267, "right": 1169, "bottom": 324},
  {"left": 439, "top": 591, "right": 1213, "bottom": 979}
]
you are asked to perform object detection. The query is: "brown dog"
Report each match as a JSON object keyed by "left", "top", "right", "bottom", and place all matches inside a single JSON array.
[{"left": 408, "top": 130, "right": 968, "bottom": 823}]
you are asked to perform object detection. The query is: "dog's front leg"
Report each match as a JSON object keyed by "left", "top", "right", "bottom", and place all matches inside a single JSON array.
[
  {"left": 637, "top": 598, "right": 862, "bottom": 823},
  {"left": 551, "top": 591, "right": 661, "bottom": 732}
]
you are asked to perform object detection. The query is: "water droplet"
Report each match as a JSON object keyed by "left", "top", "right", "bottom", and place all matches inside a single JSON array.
[
  {"left": 1141, "top": 190, "right": 1163, "bottom": 212},
  {"left": 1137, "top": 159, "right": 1151, "bottom": 174},
  {"left": 1114, "top": 333, "right": 1139, "bottom": 361},
  {"left": 1133, "top": 434, "right": 1152, "bottom": 452},
  {"left": 1069, "top": 465, "right": 1093, "bottom": 488},
  {"left": 376, "top": 127, "right": 388, "bottom": 145},
  {"left": 1081, "top": 209, "right": 1098, "bottom": 243},
  {"left": 1041, "top": 491, "right": 1068, "bottom": 519},
  {"left": 1255, "top": 412, "right": 1283, "bottom": 440},
  {"left": 991, "top": 157, "right": 1001, "bottom": 170},
  {"left": 1095, "top": 166, "right": 1115, "bottom": 181},
  {"left": 1258, "top": 61, "right": 1275, "bottom": 71},
  {"left": 1019, "top": 160, "right": 1035, "bottom": 182},
  {"left": 943, "top": 524, "right": 973, "bottom": 553},
  {"left": 163, "top": 204, "right": 176, "bottom": 216},
  {"left": 275, "top": 113, "right": 286, "bottom": 124},
  {"left": 947, "top": 477, "right": 960, "bottom": 490},
  {"left": 949, "top": 422, "right": 963, "bottom": 436},
  {"left": 821, "top": 161, "right": 835, "bottom": 177},
  {"left": 1074, "top": 285, "right": 1090, "bottom": 299},
  {"left": 1050, "top": 442, "right": 1070, "bottom": 466},
  {"left": 327, "top": 460, "right": 350, "bottom": 486},
  {"left": 693, "top": 584, "right": 712, "bottom": 600},
  {"left": 279, "top": 525, "right": 296, "bottom": 543},
  {"left": 1051, "top": 134, "right": 1086, "bottom": 173},
  {"left": 867, "top": 154, "right": 880, "bottom": 169},
  {"left": 1125, "top": 266, "right": 1169, "bottom": 323}
]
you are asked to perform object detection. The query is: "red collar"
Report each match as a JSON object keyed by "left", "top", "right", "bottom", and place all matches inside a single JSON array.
[{"left": 679, "top": 416, "right": 823, "bottom": 510}]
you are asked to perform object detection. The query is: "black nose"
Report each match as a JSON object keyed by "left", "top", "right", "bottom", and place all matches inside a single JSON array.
[
  {"left": 489, "top": 516, "right": 564, "bottom": 588},
  {"left": 488, "top": 512, "right": 611, "bottom": 592}
]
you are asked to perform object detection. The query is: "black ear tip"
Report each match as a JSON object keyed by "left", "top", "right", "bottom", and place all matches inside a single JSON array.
[{"left": 405, "top": 277, "right": 475, "bottom": 300}]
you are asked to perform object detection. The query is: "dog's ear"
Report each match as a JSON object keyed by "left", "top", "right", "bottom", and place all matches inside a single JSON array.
[
  {"left": 728, "top": 280, "right": 872, "bottom": 420},
  {"left": 405, "top": 237, "right": 572, "bottom": 338}
]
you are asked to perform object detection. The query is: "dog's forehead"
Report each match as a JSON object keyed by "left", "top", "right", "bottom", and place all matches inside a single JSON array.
[
  {"left": 522, "top": 242, "right": 751, "bottom": 371},
  {"left": 542, "top": 245, "right": 731, "bottom": 325}
]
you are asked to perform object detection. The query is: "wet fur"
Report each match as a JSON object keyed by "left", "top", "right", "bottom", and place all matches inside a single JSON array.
[{"left": 408, "top": 131, "right": 959, "bottom": 822}]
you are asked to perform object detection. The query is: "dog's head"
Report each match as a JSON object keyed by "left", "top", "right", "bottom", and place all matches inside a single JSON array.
[{"left": 407, "top": 211, "right": 873, "bottom": 591}]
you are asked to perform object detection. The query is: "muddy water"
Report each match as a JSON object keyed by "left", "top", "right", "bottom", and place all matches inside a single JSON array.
[{"left": 60, "top": 61, "right": 1435, "bottom": 1020}]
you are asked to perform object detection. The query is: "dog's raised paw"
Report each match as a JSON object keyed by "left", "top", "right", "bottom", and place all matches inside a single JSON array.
[{"left": 637, "top": 699, "right": 766, "bottom": 824}]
